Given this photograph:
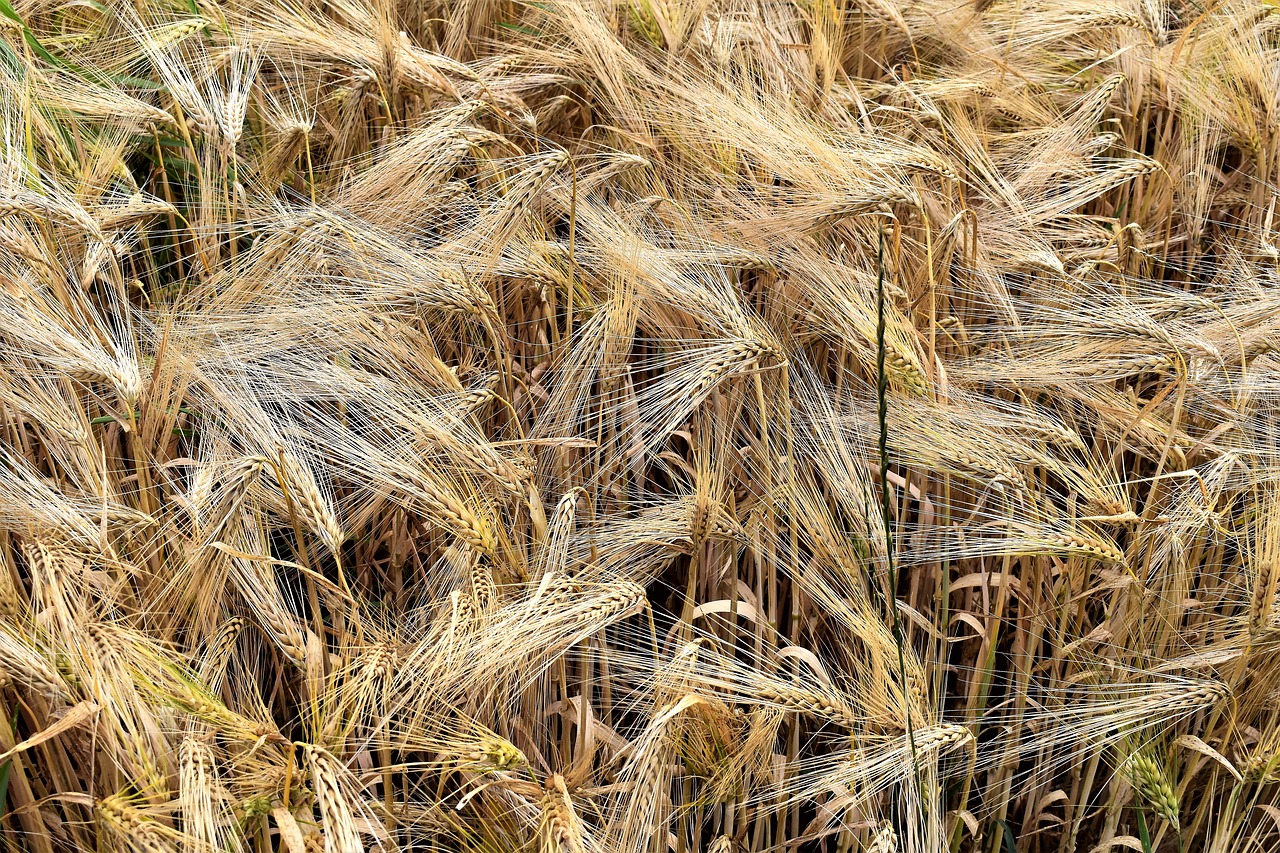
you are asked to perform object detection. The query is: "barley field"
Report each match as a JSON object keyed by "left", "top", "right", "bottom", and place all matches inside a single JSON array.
[{"left": 0, "top": 1, "right": 1277, "bottom": 851}]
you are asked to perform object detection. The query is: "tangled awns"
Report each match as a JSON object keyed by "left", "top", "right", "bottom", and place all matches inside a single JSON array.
[{"left": 5, "top": 0, "right": 1280, "bottom": 851}]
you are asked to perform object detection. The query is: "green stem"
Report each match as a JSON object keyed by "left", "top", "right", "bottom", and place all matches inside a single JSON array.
[{"left": 876, "top": 223, "right": 922, "bottom": 812}]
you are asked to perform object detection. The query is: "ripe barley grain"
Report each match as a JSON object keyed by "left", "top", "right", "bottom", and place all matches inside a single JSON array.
[
  {"left": 303, "top": 744, "right": 364, "bottom": 853},
  {"left": 0, "top": 3, "right": 1277, "bottom": 852}
]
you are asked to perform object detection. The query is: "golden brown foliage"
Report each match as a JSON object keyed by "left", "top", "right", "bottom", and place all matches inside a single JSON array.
[{"left": 0, "top": 1, "right": 1278, "bottom": 852}]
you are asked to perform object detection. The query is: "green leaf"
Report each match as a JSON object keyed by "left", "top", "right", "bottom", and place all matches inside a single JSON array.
[
  {"left": 0, "top": 0, "right": 161, "bottom": 90},
  {"left": 997, "top": 819, "right": 1018, "bottom": 853},
  {"left": 0, "top": 706, "right": 16, "bottom": 818},
  {"left": 0, "top": 33, "right": 23, "bottom": 78},
  {"left": 145, "top": 147, "right": 200, "bottom": 180},
  {"left": 0, "top": 759, "right": 10, "bottom": 819},
  {"left": 1137, "top": 810, "right": 1153, "bottom": 853},
  {"left": 0, "top": 0, "right": 73, "bottom": 68},
  {"left": 0, "top": 0, "right": 22, "bottom": 26},
  {"left": 496, "top": 21, "right": 540, "bottom": 36},
  {"left": 91, "top": 407, "right": 202, "bottom": 425}
]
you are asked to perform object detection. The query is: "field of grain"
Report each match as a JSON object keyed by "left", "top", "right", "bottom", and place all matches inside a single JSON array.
[{"left": 0, "top": 1, "right": 1278, "bottom": 851}]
